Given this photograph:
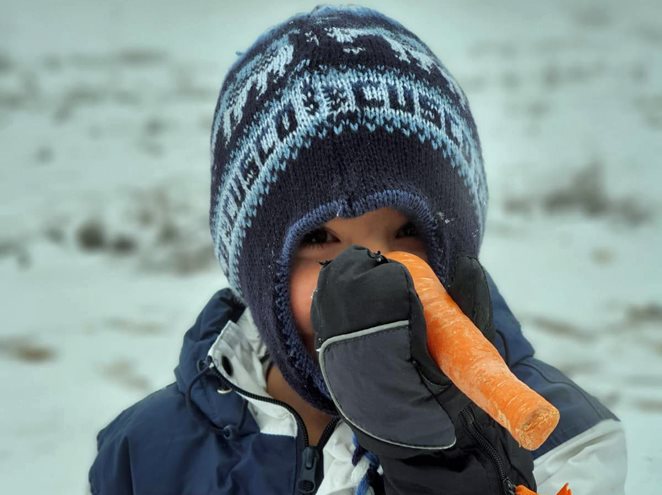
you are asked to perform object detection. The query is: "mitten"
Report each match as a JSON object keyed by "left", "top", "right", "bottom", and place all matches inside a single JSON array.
[{"left": 312, "top": 245, "right": 535, "bottom": 494}]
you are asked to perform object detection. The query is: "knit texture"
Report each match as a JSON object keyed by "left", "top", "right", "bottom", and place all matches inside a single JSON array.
[{"left": 209, "top": 4, "right": 488, "bottom": 412}]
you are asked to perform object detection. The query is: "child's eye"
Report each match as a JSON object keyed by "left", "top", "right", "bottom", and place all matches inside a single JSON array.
[
  {"left": 396, "top": 221, "right": 419, "bottom": 238},
  {"left": 299, "top": 228, "right": 336, "bottom": 248},
  {"left": 299, "top": 222, "right": 419, "bottom": 250}
]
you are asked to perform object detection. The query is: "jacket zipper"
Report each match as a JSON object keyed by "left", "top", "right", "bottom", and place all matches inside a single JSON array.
[
  {"left": 460, "top": 407, "right": 516, "bottom": 495},
  {"left": 205, "top": 356, "right": 341, "bottom": 494},
  {"left": 297, "top": 416, "right": 342, "bottom": 494}
]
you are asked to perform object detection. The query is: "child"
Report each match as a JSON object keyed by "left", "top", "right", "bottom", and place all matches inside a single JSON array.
[{"left": 89, "top": 5, "right": 626, "bottom": 494}]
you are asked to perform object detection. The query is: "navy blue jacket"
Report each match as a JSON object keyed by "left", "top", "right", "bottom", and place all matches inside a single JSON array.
[{"left": 89, "top": 274, "right": 622, "bottom": 494}]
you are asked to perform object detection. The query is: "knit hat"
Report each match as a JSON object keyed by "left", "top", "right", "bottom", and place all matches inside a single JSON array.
[{"left": 209, "top": 4, "right": 488, "bottom": 413}]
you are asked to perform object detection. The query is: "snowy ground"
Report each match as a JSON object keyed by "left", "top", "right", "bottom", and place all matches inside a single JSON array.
[{"left": 1, "top": 0, "right": 661, "bottom": 493}]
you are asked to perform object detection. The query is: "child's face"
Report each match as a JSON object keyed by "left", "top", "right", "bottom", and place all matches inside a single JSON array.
[{"left": 290, "top": 207, "right": 429, "bottom": 356}]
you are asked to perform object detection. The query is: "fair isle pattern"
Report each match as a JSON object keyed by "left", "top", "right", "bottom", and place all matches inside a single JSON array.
[
  {"left": 213, "top": 24, "right": 468, "bottom": 151},
  {"left": 213, "top": 31, "right": 299, "bottom": 151},
  {"left": 211, "top": 67, "right": 486, "bottom": 296},
  {"left": 322, "top": 25, "right": 467, "bottom": 104},
  {"left": 211, "top": 16, "right": 473, "bottom": 189}
]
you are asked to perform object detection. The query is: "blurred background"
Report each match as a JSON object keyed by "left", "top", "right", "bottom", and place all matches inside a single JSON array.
[{"left": 1, "top": 0, "right": 660, "bottom": 492}]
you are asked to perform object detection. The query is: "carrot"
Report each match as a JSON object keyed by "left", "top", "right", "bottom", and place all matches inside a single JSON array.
[
  {"left": 556, "top": 483, "right": 573, "bottom": 495},
  {"left": 384, "top": 251, "right": 560, "bottom": 451},
  {"left": 515, "top": 486, "right": 538, "bottom": 495},
  {"left": 515, "top": 482, "right": 573, "bottom": 495}
]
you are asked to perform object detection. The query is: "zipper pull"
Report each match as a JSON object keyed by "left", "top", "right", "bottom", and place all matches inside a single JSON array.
[
  {"left": 503, "top": 477, "right": 516, "bottom": 495},
  {"left": 296, "top": 446, "right": 321, "bottom": 494}
]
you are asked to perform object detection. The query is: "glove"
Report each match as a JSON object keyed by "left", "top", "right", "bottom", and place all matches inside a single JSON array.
[{"left": 311, "top": 245, "right": 535, "bottom": 494}]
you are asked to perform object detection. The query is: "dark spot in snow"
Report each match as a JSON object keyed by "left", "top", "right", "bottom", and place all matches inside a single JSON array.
[
  {"left": 0, "top": 90, "right": 28, "bottom": 109},
  {"left": 34, "top": 146, "right": 54, "bottom": 164},
  {"left": 0, "top": 239, "right": 31, "bottom": 268},
  {"left": 633, "top": 94, "right": 662, "bottom": 130},
  {"left": 106, "top": 318, "right": 163, "bottom": 335},
  {"left": 532, "top": 36, "right": 585, "bottom": 54},
  {"left": 67, "top": 49, "right": 167, "bottom": 68},
  {"left": 467, "top": 40, "right": 517, "bottom": 59},
  {"left": 43, "top": 225, "right": 65, "bottom": 244},
  {"left": 115, "top": 48, "right": 167, "bottom": 66},
  {"left": 111, "top": 89, "right": 141, "bottom": 106},
  {"left": 541, "top": 60, "right": 606, "bottom": 89},
  {"left": 137, "top": 138, "right": 164, "bottom": 156},
  {"left": 535, "top": 161, "right": 652, "bottom": 226},
  {"left": 110, "top": 234, "right": 137, "bottom": 254},
  {"left": 42, "top": 54, "right": 63, "bottom": 71},
  {"left": 525, "top": 315, "right": 592, "bottom": 342},
  {"left": 55, "top": 85, "right": 106, "bottom": 122},
  {"left": 634, "top": 398, "right": 662, "bottom": 413},
  {"left": 143, "top": 116, "right": 167, "bottom": 137},
  {"left": 76, "top": 219, "right": 106, "bottom": 251},
  {"left": 526, "top": 99, "right": 549, "bottom": 119},
  {"left": 633, "top": 23, "right": 662, "bottom": 46},
  {"left": 558, "top": 360, "right": 600, "bottom": 375},
  {"left": 590, "top": 247, "right": 615, "bottom": 265},
  {"left": 502, "top": 196, "right": 533, "bottom": 215},
  {"left": 100, "top": 359, "right": 150, "bottom": 391},
  {"left": 500, "top": 70, "right": 521, "bottom": 90},
  {"left": 157, "top": 222, "right": 180, "bottom": 243},
  {"left": 624, "top": 373, "right": 662, "bottom": 386},
  {"left": 0, "top": 52, "right": 13, "bottom": 73},
  {"left": 570, "top": 6, "right": 611, "bottom": 29},
  {"left": 157, "top": 245, "right": 216, "bottom": 275},
  {"left": 0, "top": 336, "right": 56, "bottom": 363},
  {"left": 630, "top": 62, "right": 648, "bottom": 84},
  {"left": 625, "top": 303, "right": 662, "bottom": 325},
  {"left": 171, "top": 66, "right": 217, "bottom": 101}
]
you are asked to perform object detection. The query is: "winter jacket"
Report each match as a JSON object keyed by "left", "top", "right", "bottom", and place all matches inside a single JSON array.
[{"left": 89, "top": 273, "right": 627, "bottom": 494}]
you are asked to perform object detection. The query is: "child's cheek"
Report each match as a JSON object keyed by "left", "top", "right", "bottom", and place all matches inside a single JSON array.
[{"left": 289, "top": 258, "right": 321, "bottom": 353}]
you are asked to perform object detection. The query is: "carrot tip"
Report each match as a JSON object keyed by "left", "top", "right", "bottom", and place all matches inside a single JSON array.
[
  {"left": 384, "top": 251, "right": 561, "bottom": 453},
  {"left": 515, "top": 482, "right": 571, "bottom": 495},
  {"left": 516, "top": 406, "right": 560, "bottom": 450},
  {"left": 556, "top": 482, "right": 572, "bottom": 495}
]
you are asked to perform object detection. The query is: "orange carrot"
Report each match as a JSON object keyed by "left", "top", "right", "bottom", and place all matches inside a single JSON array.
[
  {"left": 556, "top": 483, "right": 572, "bottom": 495},
  {"left": 385, "top": 251, "right": 560, "bottom": 451},
  {"left": 515, "top": 482, "right": 573, "bottom": 495}
]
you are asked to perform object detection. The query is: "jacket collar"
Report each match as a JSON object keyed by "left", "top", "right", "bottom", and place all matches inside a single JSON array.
[
  {"left": 174, "top": 288, "right": 251, "bottom": 430},
  {"left": 207, "top": 304, "right": 303, "bottom": 438}
]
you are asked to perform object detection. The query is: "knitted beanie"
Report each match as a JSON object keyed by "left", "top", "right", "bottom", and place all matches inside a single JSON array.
[{"left": 209, "top": 4, "right": 488, "bottom": 413}]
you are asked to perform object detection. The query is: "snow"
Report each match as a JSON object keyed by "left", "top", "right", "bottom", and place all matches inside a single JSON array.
[{"left": 1, "top": 0, "right": 660, "bottom": 493}]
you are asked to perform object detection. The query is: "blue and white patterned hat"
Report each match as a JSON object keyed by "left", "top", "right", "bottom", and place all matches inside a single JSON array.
[{"left": 209, "top": 4, "right": 488, "bottom": 412}]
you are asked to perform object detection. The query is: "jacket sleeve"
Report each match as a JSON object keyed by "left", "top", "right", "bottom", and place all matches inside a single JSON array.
[
  {"left": 486, "top": 271, "right": 627, "bottom": 494},
  {"left": 89, "top": 406, "right": 137, "bottom": 495},
  {"left": 512, "top": 357, "right": 627, "bottom": 495},
  {"left": 534, "top": 418, "right": 626, "bottom": 495},
  {"left": 88, "top": 384, "right": 195, "bottom": 495},
  {"left": 89, "top": 289, "right": 242, "bottom": 494}
]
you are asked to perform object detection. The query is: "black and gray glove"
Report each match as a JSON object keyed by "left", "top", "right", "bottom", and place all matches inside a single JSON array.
[{"left": 311, "top": 245, "right": 535, "bottom": 494}]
